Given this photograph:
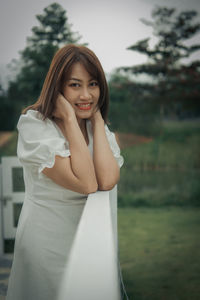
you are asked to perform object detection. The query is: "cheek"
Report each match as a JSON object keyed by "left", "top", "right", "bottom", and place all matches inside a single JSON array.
[
  {"left": 63, "top": 88, "right": 75, "bottom": 102},
  {"left": 62, "top": 86, "right": 68, "bottom": 97},
  {"left": 95, "top": 88, "right": 100, "bottom": 102}
]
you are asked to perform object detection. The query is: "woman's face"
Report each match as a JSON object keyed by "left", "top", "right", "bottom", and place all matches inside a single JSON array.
[{"left": 63, "top": 62, "right": 100, "bottom": 121}]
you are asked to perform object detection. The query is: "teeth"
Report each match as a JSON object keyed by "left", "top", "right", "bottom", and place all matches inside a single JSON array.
[{"left": 77, "top": 103, "right": 91, "bottom": 107}]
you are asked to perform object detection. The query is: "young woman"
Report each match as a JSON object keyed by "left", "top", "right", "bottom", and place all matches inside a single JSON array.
[{"left": 6, "top": 44, "right": 124, "bottom": 300}]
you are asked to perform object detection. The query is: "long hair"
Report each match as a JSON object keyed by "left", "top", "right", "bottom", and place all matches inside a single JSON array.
[{"left": 23, "top": 44, "right": 109, "bottom": 123}]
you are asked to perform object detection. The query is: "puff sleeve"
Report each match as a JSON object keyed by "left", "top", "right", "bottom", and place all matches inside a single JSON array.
[
  {"left": 105, "top": 124, "right": 124, "bottom": 168},
  {"left": 17, "top": 110, "right": 71, "bottom": 175}
]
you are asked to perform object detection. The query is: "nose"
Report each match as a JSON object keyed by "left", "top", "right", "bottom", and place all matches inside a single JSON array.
[{"left": 80, "top": 87, "right": 92, "bottom": 101}]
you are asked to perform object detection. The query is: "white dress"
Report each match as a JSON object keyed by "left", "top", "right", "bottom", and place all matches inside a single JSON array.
[{"left": 6, "top": 110, "right": 124, "bottom": 300}]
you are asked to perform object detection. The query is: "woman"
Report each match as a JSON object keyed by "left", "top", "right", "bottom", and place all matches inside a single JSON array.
[{"left": 6, "top": 44, "right": 124, "bottom": 300}]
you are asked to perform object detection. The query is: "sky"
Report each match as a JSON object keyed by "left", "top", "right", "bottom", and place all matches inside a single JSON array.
[{"left": 0, "top": 0, "right": 200, "bottom": 86}]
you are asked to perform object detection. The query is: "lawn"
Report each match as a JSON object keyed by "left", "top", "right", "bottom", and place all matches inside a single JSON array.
[
  {"left": 118, "top": 207, "right": 200, "bottom": 300},
  {"left": 118, "top": 119, "right": 200, "bottom": 207}
]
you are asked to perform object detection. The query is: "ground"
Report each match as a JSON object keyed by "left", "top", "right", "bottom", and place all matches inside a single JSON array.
[
  {"left": 0, "top": 133, "right": 13, "bottom": 148},
  {"left": 0, "top": 254, "right": 12, "bottom": 299}
]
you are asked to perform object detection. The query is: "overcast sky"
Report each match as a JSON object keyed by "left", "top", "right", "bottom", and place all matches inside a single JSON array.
[{"left": 0, "top": 0, "right": 200, "bottom": 83}]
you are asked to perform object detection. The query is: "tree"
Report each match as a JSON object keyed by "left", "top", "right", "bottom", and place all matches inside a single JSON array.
[
  {"left": 3, "top": 3, "right": 84, "bottom": 130},
  {"left": 120, "top": 6, "right": 200, "bottom": 119},
  {"left": 11, "top": 2, "right": 83, "bottom": 104},
  {"left": 108, "top": 70, "right": 161, "bottom": 136}
]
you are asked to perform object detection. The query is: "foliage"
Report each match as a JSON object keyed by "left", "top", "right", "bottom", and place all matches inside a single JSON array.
[
  {"left": 118, "top": 169, "right": 200, "bottom": 207},
  {"left": 129, "top": 8, "right": 200, "bottom": 65},
  {"left": 118, "top": 119, "right": 200, "bottom": 207},
  {"left": 119, "top": 6, "right": 200, "bottom": 119},
  {"left": 118, "top": 207, "right": 200, "bottom": 300},
  {"left": 0, "top": 87, "right": 18, "bottom": 130},
  {"left": 108, "top": 71, "right": 162, "bottom": 136},
  {"left": 1, "top": 3, "right": 84, "bottom": 130},
  {"left": 14, "top": 2, "right": 83, "bottom": 105}
]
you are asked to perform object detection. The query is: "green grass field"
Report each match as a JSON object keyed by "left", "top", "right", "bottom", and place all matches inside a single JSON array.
[
  {"left": 118, "top": 207, "right": 200, "bottom": 300},
  {"left": 117, "top": 120, "right": 200, "bottom": 299},
  {"left": 118, "top": 119, "right": 200, "bottom": 207}
]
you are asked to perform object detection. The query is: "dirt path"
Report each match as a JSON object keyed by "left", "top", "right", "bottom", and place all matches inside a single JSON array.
[
  {"left": 0, "top": 132, "right": 13, "bottom": 148},
  {"left": 0, "top": 131, "right": 152, "bottom": 151},
  {"left": 116, "top": 132, "right": 153, "bottom": 149}
]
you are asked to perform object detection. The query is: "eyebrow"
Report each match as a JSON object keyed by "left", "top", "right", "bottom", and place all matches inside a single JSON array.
[{"left": 68, "top": 77, "right": 95, "bottom": 82}]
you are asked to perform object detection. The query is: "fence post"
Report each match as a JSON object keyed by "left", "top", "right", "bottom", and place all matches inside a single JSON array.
[
  {"left": 0, "top": 164, "right": 4, "bottom": 255},
  {"left": 58, "top": 190, "right": 121, "bottom": 300}
]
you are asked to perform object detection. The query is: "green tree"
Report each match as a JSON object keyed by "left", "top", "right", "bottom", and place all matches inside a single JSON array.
[
  {"left": 4, "top": 3, "right": 84, "bottom": 130},
  {"left": 121, "top": 6, "right": 200, "bottom": 119},
  {"left": 108, "top": 71, "right": 161, "bottom": 136}
]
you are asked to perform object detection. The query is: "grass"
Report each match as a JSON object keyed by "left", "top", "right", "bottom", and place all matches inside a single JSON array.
[
  {"left": 118, "top": 169, "right": 200, "bottom": 207},
  {"left": 120, "top": 122, "right": 200, "bottom": 170},
  {"left": 118, "top": 119, "right": 200, "bottom": 207},
  {"left": 118, "top": 207, "right": 200, "bottom": 300},
  {"left": 117, "top": 120, "right": 200, "bottom": 298}
]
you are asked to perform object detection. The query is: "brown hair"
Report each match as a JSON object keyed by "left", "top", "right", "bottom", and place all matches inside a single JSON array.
[{"left": 23, "top": 44, "right": 109, "bottom": 123}]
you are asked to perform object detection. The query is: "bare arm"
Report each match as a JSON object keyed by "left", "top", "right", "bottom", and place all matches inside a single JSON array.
[
  {"left": 42, "top": 94, "right": 98, "bottom": 195},
  {"left": 90, "top": 110, "right": 120, "bottom": 190}
]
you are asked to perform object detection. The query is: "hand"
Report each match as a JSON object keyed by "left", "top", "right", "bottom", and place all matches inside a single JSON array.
[{"left": 53, "top": 93, "right": 76, "bottom": 122}]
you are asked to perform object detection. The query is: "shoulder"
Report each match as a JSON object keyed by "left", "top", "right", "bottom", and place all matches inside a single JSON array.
[
  {"left": 17, "top": 110, "right": 49, "bottom": 129},
  {"left": 17, "top": 110, "right": 57, "bottom": 138},
  {"left": 104, "top": 123, "right": 124, "bottom": 167},
  {"left": 104, "top": 123, "right": 113, "bottom": 135},
  {"left": 104, "top": 123, "right": 121, "bottom": 149},
  {"left": 104, "top": 123, "right": 118, "bottom": 143}
]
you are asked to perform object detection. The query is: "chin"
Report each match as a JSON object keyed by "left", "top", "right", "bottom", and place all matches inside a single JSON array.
[{"left": 76, "top": 111, "right": 92, "bottom": 120}]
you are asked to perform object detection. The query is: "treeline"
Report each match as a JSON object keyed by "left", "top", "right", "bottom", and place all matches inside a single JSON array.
[
  {"left": 108, "top": 7, "right": 200, "bottom": 134},
  {"left": 0, "top": 3, "right": 200, "bottom": 135}
]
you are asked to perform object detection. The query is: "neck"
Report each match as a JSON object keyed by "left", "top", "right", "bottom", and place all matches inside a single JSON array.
[{"left": 77, "top": 117, "right": 86, "bottom": 131}]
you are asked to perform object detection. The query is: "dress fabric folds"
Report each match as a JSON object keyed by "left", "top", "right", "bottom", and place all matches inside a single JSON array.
[{"left": 6, "top": 110, "right": 124, "bottom": 300}]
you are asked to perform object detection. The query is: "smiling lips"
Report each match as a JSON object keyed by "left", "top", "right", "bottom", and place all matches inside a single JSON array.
[{"left": 76, "top": 102, "right": 92, "bottom": 111}]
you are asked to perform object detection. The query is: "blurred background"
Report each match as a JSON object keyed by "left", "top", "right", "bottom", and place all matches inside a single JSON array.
[{"left": 0, "top": 0, "right": 200, "bottom": 299}]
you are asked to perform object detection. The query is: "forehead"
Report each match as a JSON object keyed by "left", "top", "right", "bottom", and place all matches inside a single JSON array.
[
  {"left": 68, "top": 60, "right": 98, "bottom": 78},
  {"left": 69, "top": 62, "right": 90, "bottom": 77}
]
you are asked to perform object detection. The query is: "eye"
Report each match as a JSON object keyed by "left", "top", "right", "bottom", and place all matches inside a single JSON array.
[
  {"left": 69, "top": 83, "right": 80, "bottom": 87},
  {"left": 90, "top": 81, "right": 98, "bottom": 87}
]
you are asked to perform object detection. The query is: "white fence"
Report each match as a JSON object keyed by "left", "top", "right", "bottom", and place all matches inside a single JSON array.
[{"left": 0, "top": 156, "right": 24, "bottom": 255}]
